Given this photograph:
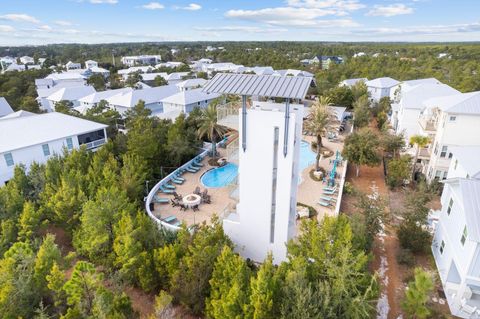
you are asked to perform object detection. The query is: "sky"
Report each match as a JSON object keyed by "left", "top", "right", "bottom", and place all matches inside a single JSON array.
[{"left": 0, "top": 0, "right": 480, "bottom": 45}]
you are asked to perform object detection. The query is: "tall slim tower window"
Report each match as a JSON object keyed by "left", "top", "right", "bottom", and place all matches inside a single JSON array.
[{"left": 270, "top": 127, "right": 279, "bottom": 243}]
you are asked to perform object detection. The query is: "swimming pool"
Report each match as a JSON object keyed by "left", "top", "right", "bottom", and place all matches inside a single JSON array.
[
  {"left": 201, "top": 163, "right": 239, "bottom": 188},
  {"left": 200, "top": 141, "right": 316, "bottom": 188}
]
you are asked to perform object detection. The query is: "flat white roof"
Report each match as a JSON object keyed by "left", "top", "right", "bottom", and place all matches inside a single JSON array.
[
  {"left": 78, "top": 88, "right": 132, "bottom": 104},
  {"left": 46, "top": 72, "right": 85, "bottom": 81},
  {"left": 106, "top": 85, "right": 179, "bottom": 108},
  {"left": 47, "top": 86, "right": 96, "bottom": 102},
  {"left": 400, "top": 83, "right": 460, "bottom": 110},
  {"left": 0, "top": 112, "right": 107, "bottom": 153}
]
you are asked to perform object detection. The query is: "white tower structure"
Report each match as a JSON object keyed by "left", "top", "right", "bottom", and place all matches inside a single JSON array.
[{"left": 203, "top": 73, "right": 312, "bottom": 264}]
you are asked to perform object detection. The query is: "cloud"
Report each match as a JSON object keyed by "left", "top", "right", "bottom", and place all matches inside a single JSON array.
[
  {"left": 351, "top": 22, "right": 480, "bottom": 36},
  {"left": 89, "top": 0, "right": 118, "bottom": 4},
  {"left": 195, "top": 26, "right": 288, "bottom": 33},
  {"left": 54, "top": 20, "right": 72, "bottom": 26},
  {"left": 180, "top": 3, "right": 202, "bottom": 11},
  {"left": 366, "top": 4, "right": 414, "bottom": 17},
  {"left": 141, "top": 2, "right": 164, "bottom": 10},
  {"left": 286, "top": 0, "right": 365, "bottom": 11},
  {"left": 226, "top": 7, "right": 359, "bottom": 27},
  {"left": 0, "top": 25, "right": 15, "bottom": 32},
  {"left": 0, "top": 14, "right": 40, "bottom": 24},
  {"left": 38, "top": 25, "right": 52, "bottom": 31}
]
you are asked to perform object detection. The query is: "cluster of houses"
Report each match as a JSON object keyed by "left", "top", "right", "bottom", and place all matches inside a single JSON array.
[
  {"left": 300, "top": 55, "right": 344, "bottom": 69},
  {"left": 0, "top": 55, "right": 46, "bottom": 72},
  {"left": 342, "top": 75, "right": 480, "bottom": 318}
]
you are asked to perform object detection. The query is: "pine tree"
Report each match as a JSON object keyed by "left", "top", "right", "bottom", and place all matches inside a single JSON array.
[
  {"left": 245, "top": 254, "right": 279, "bottom": 319},
  {"left": 206, "top": 245, "right": 250, "bottom": 319},
  {"left": 34, "top": 234, "right": 61, "bottom": 293},
  {"left": 402, "top": 268, "right": 434, "bottom": 319},
  {"left": 17, "top": 201, "right": 42, "bottom": 241}
]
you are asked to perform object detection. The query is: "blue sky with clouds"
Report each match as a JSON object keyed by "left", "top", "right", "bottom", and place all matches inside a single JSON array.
[{"left": 0, "top": 0, "right": 479, "bottom": 45}]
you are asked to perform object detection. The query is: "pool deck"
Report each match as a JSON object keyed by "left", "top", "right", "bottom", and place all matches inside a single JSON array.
[
  {"left": 151, "top": 130, "right": 347, "bottom": 228},
  {"left": 151, "top": 148, "right": 236, "bottom": 227}
]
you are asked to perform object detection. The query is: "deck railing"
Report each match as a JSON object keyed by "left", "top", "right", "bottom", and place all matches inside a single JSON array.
[{"left": 217, "top": 102, "right": 241, "bottom": 130}]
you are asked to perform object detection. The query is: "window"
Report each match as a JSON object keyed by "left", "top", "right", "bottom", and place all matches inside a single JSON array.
[
  {"left": 440, "top": 240, "right": 445, "bottom": 254},
  {"left": 448, "top": 152, "right": 453, "bottom": 159},
  {"left": 66, "top": 137, "right": 73, "bottom": 150},
  {"left": 449, "top": 116, "right": 457, "bottom": 122},
  {"left": 454, "top": 160, "right": 458, "bottom": 170},
  {"left": 447, "top": 198, "right": 454, "bottom": 215},
  {"left": 442, "top": 171, "right": 448, "bottom": 180},
  {"left": 461, "top": 226, "right": 468, "bottom": 246},
  {"left": 270, "top": 127, "right": 279, "bottom": 244},
  {"left": 4, "top": 153, "right": 14, "bottom": 167},
  {"left": 440, "top": 146, "right": 448, "bottom": 158},
  {"left": 434, "top": 143, "right": 439, "bottom": 155},
  {"left": 42, "top": 144, "right": 50, "bottom": 156}
]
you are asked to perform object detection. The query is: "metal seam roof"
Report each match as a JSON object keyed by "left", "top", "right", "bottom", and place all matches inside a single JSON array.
[{"left": 202, "top": 73, "right": 312, "bottom": 99}]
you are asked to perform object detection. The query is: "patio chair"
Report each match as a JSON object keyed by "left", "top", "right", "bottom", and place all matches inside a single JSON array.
[
  {"left": 173, "top": 192, "right": 183, "bottom": 201},
  {"left": 171, "top": 199, "right": 180, "bottom": 207},
  {"left": 186, "top": 166, "right": 199, "bottom": 173},
  {"left": 163, "top": 215, "right": 177, "bottom": 223},
  {"left": 320, "top": 196, "right": 335, "bottom": 202},
  {"left": 164, "top": 183, "right": 175, "bottom": 190},
  {"left": 323, "top": 185, "right": 337, "bottom": 192},
  {"left": 153, "top": 196, "right": 169, "bottom": 204},
  {"left": 192, "top": 204, "right": 199, "bottom": 212},
  {"left": 191, "top": 162, "right": 202, "bottom": 169},
  {"left": 323, "top": 189, "right": 337, "bottom": 195},
  {"left": 159, "top": 185, "right": 174, "bottom": 194},
  {"left": 201, "top": 190, "right": 211, "bottom": 204},
  {"left": 317, "top": 200, "right": 331, "bottom": 207},
  {"left": 171, "top": 177, "right": 184, "bottom": 185},
  {"left": 174, "top": 173, "right": 185, "bottom": 181},
  {"left": 194, "top": 186, "right": 201, "bottom": 195},
  {"left": 180, "top": 204, "right": 189, "bottom": 211}
]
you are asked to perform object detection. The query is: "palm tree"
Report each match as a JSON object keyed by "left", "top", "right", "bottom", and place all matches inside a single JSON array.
[
  {"left": 409, "top": 135, "right": 430, "bottom": 181},
  {"left": 197, "top": 104, "right": 228, "bottom": 158},
  {"left": 304, "top": 96, "right": 335, "bottom": 171}
]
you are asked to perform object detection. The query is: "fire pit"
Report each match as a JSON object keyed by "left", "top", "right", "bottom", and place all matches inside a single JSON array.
[{"left": 182, "top": 194, "right": 201, "bottom": 208}]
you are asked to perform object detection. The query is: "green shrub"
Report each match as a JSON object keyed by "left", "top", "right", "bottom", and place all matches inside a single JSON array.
[{"left": 397, "top": 248, "right": 415, "bottom": 267}]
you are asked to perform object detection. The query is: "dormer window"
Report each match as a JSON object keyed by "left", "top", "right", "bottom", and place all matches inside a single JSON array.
[
  {"left": 447, "top": 198, "right": 454, "bottom": 215},
  {"left": 449, "top": 116, "right": 457, "bottom": 122},
  {"left": 461, "top": 226, "right": 468, "bottom": 246}
]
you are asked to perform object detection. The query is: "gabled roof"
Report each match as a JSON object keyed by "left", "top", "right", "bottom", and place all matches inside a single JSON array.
[
  {"left": 176, "top": 78, "right": 207, "bottom": 89},
  {"left": 89, "top": 66, "right": 109, "bottom": 74},
  {"left": 274, "top": 69, "right": 314, "bottom": 77},
  {"left": 339, "top": 78, "right": 368, "bottom": 86},
  {"left": 140, "top": 72, "right": 168, "bottom": 82},
  {"left": 47, "top": 86, "right": 96, "bottom": 102},
  {"left": 78, "top": 88, "right": 132, "bottom": 104},
  {"left": 106, "top": 85, "right": 179, "bottom": 108},
  {"left": 0, "top": 112, "right": 107, "bottom": 153},
  {"left": 401, "top": 78, "right": 440, "bottom": 90},
  {"left": 400, "top": 83, "right": 460, "bottom": 110},
  {"left": 423, "top": 91, "right": 480, "bottom": 115},
  {"left": 160, "top": 88, "right": 220, "bottom": 106},
  {"left": 449, "top": 146, "right": 480, "bottom": 178},
  {"left": 0, "top": 110, "right": 35, "bottom": 120},
  {"left": 0, "top": 97, "right": 14, "bottom": 117},
  {"left": 203, "top": 73, "right": 313, "bottom": 100},
  {"left": 366, "top": 77, "right": 400, "bottom": 88},
  {"left": 46, "top": 72, "right": 85, "bottom": 81}
]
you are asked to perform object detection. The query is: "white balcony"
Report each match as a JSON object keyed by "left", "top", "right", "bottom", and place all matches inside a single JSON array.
[{"left": 217, "top": 102, "right": 241, "bottom": 131}]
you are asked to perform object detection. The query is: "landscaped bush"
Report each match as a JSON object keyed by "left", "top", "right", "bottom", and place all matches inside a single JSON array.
[
  {"left": 397, "top": 248, "right": 415, "bottom": 267},
  {"left": 310, "top": 141, "right": 334, "bottom": 158},
  {"left": 343, "top": 181, "right": 356, "bottom": 195},
  {"left": 398, "top": 222, "right": 431, "bottom": 254},
  {"left": 297, "top": 202, "right": 318, "bottom": 218},
  {"left": 309, "top": 167, "right": 326, "bottom": 182}
]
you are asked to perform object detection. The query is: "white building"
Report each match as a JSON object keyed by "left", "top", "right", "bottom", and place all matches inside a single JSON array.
[
  {"left": 106, "top": 85, "right": 179, "bottom": 116},
  {"left": 121, "top": 55, "right": 161, "bottom": 67},
  {"left": 44, "top": 86, "right": 96, "bottom": 112},
  {"left": 353, "top": 52, "right": 366, "bottom": 58},
  {"left": 274, "top": 69, "right": 314, "bottom": 78},
  {"left": 393, "top": 82, "right": 459, "bottom": 143},
  {"left": 204, "top": 73, "right": 312, "bottom": 264},
  {"left": 76, "top": 87, "right": 133, "bottom": 114},
  {"left": 432, "top": 146, "right": 480, "bottom": 318},
  {"left": 85, "top": 60, "right": 98, "bottom": 69},
  {"left": 156, "top": 61, "right": 184, "bottom": 69},
  {"left": 66, "top": 61, "right": 81, "bottom": 70},
  {"left": 365, "top": 77, "right": 400, "bottom": 102},
  {"left": 159, "top": 88, "right": 220, "bottom": 120},
  {"left": 36, "top": 72, "right": 86, "bottom": 90},
  {"left": 19, "top": 56, "right": 34, "bottom": 65},
  {"left": 0, "top": 112, "right": 107, "bottom": 185},
  {"left": 0, "top": 97, "right": 14, "bottom": 117},
  {"left": 339, "top": 78, "right": 368, "bottom": 87},
  {"left": 419, "top": 92, "right": 480, "bottom": 182},
  {"left": 118, "top": 66, "right": 154, "bottom": 80},
  {"left": 176, "top": 78, "right": 207, "bottom": 91},
  {"left": 4, "top": 63, "right": 26, "bottom": 72}
]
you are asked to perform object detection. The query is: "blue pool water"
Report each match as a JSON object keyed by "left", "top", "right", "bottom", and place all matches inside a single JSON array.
[
  {"left": 200, "top": 141, "right": 316, "bottom": 188},
  {"left": 201, "top": 163, "right": 239, "bottom": 188}
]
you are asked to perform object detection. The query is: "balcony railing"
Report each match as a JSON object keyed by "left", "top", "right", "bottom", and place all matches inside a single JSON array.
[
  {"left": 82, "top": 138, "right": 106, "bottom": 150},
  {"left": 419, "top": 117, "right": 437, "bottom": 133}
]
